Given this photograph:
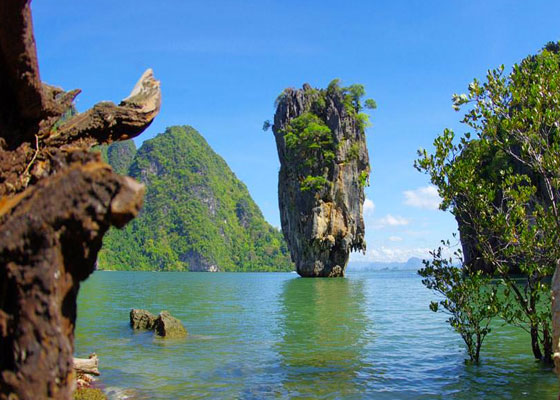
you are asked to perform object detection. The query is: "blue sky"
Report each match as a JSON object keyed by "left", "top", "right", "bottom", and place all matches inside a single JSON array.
[{"left": 32, "top": 1, "right": 560, "bottom": 262}]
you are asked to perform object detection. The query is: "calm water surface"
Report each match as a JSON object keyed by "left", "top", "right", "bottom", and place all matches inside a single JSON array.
[{"left": 75, "top": 270, "right": 558, "bottom": 399}]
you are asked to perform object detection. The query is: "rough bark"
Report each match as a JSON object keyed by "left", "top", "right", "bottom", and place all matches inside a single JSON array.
[
  {"left": 0, "top": 69, "right": 161, "bottom": 197},
  {"left": 0, "top": 1, "right": 161, "bottom": 398},
  {"left": 0, "top": 0, "right": 46, "bottom": 133}
]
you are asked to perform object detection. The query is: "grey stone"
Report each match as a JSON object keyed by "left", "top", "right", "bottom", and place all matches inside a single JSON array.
[
  {"left": 154, "top": 311, "right": 187, "bottom": 338},
  {"left": 272, "top": 83, "right": 369, "bottom": 277},
  {"left": 130, "top": 309, "right": 156, "bottom": 330}
]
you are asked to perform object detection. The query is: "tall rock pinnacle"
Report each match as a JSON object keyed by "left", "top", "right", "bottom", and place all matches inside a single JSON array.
[{"left": 271, "top": 81, "right": 372, "bottom": 277}]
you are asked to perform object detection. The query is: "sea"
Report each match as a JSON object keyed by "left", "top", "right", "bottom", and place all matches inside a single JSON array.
[{"left": 75, "top": 270, "right": 558, "bottom": 399}]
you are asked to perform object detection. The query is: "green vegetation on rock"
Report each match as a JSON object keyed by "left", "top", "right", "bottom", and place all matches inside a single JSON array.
[
  {"left": 270, "top": 79, "right": 374, "bottom": 192},
  {"left": 270, "top": 81, "right": 371, "bottom": 277},
  {"left": 416, "top": 42, "right": 560, "bottom": 364},
  {"left": 107, "top": 140, "right": 136, "bottom": 175},
  {"left": 282, "top": 112, "right": 335, "bottom": 191},
  {"left": 93, "top": 140, "right": 136, "bottom": 175},
  {"left": 98, "top": 125, "right": 293, "bottom": 272}
]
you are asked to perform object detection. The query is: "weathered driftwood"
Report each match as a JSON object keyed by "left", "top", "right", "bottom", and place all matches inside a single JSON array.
[
  {"left": 0, "top": 158, "right": 146, "bottom": 400},
  {"left": 0, "top": 68, "right": 160, "bottom": 197},
  {"left": 0, "top": 1, "right": 161, "bottom": 399},
  {"left": 73, "top": 354, "right": 100, "bottom": 377}
]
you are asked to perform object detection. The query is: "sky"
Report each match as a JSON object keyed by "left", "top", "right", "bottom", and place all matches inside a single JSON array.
[{"left": 31, "top": 1, "right": 560, "bottom": 263}]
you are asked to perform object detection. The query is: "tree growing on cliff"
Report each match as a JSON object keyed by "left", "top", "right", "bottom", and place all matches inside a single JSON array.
[
  {"left": 269, "top": 80, "right": 373, "bottom": 277},
  {"left": 416, "top": 42, "right": 560, "bottom": 364},
  {"left": 270, "top": 80, "right": 374, "bottom": 193}
]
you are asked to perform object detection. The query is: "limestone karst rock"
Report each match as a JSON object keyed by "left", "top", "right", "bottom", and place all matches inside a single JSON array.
[
  {"left": 154, "top": 311, "right": 188, "bottom": 338},
  {"left": 129, "top": 309, "right": 187, "bottom": 338},
  {"left": 98, "top": 126, "right": 293, "bottom": 272},
  {"left": 272, "top": 82, "right": 371, "bottom": 277},
  {"left": 0, "top": 1, "right": 161, "bottom": 398},
  {"left": 130, "top": 309, "right": 157, "bottom": 330}
]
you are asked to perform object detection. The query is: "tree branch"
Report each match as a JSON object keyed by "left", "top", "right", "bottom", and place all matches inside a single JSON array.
[
  {"left": 0, "top": 0, "right": 45, "bottom": 133},
  {"left": 0, "top": 162, "right": 144, "bottom": 399},
  {"left": 45, "top": 69, "right": 161, "bottom": 148}
]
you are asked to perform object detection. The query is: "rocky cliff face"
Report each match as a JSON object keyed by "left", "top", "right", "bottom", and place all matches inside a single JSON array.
[
  {"left": 272, "top": 82, "right": 371, "bottom": 277},
  {"left": 99, "top": 125, "right": 293, "bottom": 272}
]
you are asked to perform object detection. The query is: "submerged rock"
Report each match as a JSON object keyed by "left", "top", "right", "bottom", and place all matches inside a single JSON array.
[
  {"left": 155, "top": 311, "right": 188, "bottom": 338},
  {"left": 129, "top": 309, "right": 187, "bottom": 338},
  {"left": 272, "top": 81, "right": 371, "bottom": 277},
  {"left": 129, "top": 309, "right": 156, "bottom": 330}
]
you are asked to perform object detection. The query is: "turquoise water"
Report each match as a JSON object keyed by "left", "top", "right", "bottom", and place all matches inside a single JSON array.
[{"left": 75, "top": 271, "right": 558, "bottom": 399}]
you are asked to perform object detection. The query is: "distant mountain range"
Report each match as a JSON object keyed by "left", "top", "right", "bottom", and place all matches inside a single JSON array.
[{"left": 347, "top": 257, "right": 424, "bottom": 271}]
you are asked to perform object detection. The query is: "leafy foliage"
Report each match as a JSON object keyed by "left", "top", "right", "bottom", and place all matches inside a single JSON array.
[
  {"left": 283, "top": 112, "right": 335, "bottom": 192},
  {"left": 277, "top": 80, "right": 374, "bottom": 192},
  {"left": 416, "top": 43, "right": 560, "bottom": 364},
  {"left": 107, "top": 140, "right": 136, "bottom": 175},
  {"left": 300, "top": 175, "right": 329, "bottom": 192},
  {"left": 98, "top": 126, "right": 293, "bottom": 272},
  {"left": 364, "top": 98, "right": 377, "bottom": 110},
  {"left": 348, "top": 142, "right": 361, "bottom": 160},
  {"left": 92, "top": 140, "right": 136, "bottom": 175},
  {"left": 262, "top": 120, "right": 272, "bottom": 132},
  {"left": 358, "top": 170, "right": 370, "bottom": 188},
  {"left": 418, "top": 244, "right": 498, "bottom": 363}
]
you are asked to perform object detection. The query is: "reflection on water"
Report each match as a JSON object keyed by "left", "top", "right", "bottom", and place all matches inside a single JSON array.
[
  {"left": 277, "top": 278, "right": 377, "bottom": 398},
  {"left": 75, "top": 271, "right": 559, "bottom": 399}
]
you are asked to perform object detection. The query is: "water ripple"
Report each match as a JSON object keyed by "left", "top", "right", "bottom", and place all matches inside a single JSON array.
[{"left": 75, "top": 271, "right": 558, "bottom": 399}]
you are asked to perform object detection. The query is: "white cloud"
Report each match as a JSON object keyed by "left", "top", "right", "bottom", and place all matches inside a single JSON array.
[
  {"left": 404, "top": 229, "right": 432, "bottom": 237},
  {"left": 388, "top": 236, "right": 403, "bottom": 242},
  {"left": 378, "top": 246, "right": 429, "bottom": 262},
  {"left": 363, "top": 198, "right": 375, "bottom": 215},
  {"left": 373, "top": 214, "right": 409, "bottom": 229},
  {"left": 403, "top": 186, "right": 441, "bottom": 210}
]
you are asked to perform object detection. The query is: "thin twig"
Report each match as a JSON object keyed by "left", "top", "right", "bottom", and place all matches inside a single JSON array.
[{"left": 23, "top": 135, "right": 40, "bottom": 177}]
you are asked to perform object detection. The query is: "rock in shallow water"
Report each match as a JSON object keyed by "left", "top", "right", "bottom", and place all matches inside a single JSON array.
[
  {"left": 129, "top": 309, "right": 187, "bottom": 338},
  {"left": 129, "top": 309, "right": 156, "bottom": 330},
  {"left": 272, "top": 82, "right": 370, "bottom": 277},
  {"left": 155, "top": 311, "right": 188, "bottom": 338}
]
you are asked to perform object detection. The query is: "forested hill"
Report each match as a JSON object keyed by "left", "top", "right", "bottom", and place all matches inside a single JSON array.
[
  {"left": 97, "top": 125, "right": 293, "bottom": 272},
  {"left": 99, "top": 139, "right": 137, "bottom": 175}
]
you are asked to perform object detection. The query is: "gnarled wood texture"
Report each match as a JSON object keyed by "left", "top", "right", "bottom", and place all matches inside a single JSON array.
[
  {"left": 0, "top": 1, "right": 161, "bottom": 398},
  {"left": 73, "top": 354, "right": 100, "bottom": 377}
]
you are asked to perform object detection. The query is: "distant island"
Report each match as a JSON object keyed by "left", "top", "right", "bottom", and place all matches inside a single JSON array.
[
  {"left": 347, "top": 257, "right": 423, "bottom": 271},
  {"left": 97, "top": 126, "right": 293, "bottom": 272}
]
